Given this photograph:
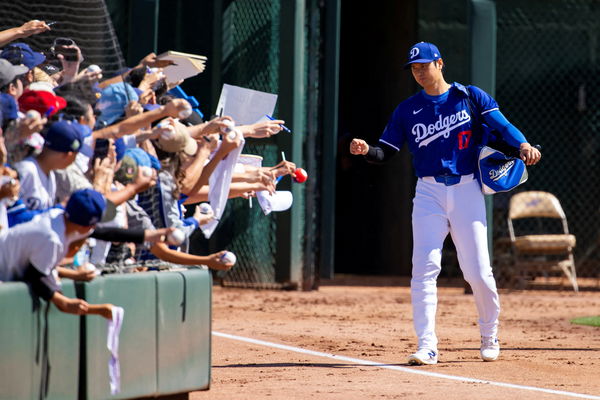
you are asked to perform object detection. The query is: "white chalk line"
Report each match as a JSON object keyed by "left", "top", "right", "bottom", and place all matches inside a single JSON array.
[{"left": 213, "top": 331, "right": 600, "bottom": 400}]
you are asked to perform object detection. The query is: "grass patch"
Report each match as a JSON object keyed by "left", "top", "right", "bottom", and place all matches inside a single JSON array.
[{"left": 571, "top": 316, "right": 600, "bottom": 327}]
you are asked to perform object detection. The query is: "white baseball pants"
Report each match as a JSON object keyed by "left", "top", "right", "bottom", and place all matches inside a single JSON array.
[{"left": 411, "top": 175, "right": 500, "bottom": 351}]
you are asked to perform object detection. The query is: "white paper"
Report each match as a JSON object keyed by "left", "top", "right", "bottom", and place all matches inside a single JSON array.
[
  {"left": 107, "top": 306, "right": 124, "bottom": 395},
  {"left": 201, "top": 139, "right": 245, "bottom": 239},
  {"left": 215, "top": 84, "right": 278, "bottom": 125}
]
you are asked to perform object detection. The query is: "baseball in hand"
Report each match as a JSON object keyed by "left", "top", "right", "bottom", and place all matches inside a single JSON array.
[
  {"left": 26, "top": 109, "right": 41, "bottom": 120},
  {"left": 220, "top": 119, "right": 234, "bottom": 132},
  {"left": 139, "top": 166, "right": 153, "bottom": 177},
  {"left": 227, "top": 130, "right": 239, "bottom": 140},
  {"left": 221, "top": 251, "right": 237, "bottom": 265},
  {"left": 293, "top": 168, "right": 308, "bottom": 183},
  {"left": 167, "top": 229, "right": 185, "bottom": 245},
  {"left": 199, "top": 202, "right": 213, "bottom": 215},
  {"left": 84, "top": 263, "right": 101, "bottom": 276},
  {"left": 178, "top": 105, "right": 192, "bottom": 119},
  {"left": 220, "top": 120, "right": 239, "bottom": 140},
  {"left": 86, "top": 64, "right": 102, "bottom": 73}
]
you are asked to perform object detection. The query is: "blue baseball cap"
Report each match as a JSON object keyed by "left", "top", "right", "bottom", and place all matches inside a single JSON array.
[
  {"left": 65, "top": 188, "right": 116, "bottom": 226},
  {"left": 0, "top": 43, "right": 46, "bottom": 69},
  {"left": 95, "top": 82, "right": 139, "bottom": 125},
  {"left": 44, "top": 120, "right": 85, "bottom": 153},
  {"left": 0, "top": 93, "right": 18, "bottom": 120},
  {"left": 404, "top": 42, "right": 442, "bottom": 68},
  {"left": 115, "top": 147, "right": 160, "bottom": 184},
  {"left": 125, "top": 147, "right": 160, "bottom": 169}
]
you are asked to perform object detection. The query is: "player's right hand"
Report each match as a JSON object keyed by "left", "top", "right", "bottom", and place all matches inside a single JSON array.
[
  {"left": 519, "top": 143, "right": 542, "bottom": 166},
  {"left": 350, "top": 138, "right": 369, "bottom": 155}
]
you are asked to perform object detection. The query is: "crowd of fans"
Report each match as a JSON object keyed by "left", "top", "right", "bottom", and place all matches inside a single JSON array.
[{"left": 0, "top": 20, "right": 295, "bottom": 319}]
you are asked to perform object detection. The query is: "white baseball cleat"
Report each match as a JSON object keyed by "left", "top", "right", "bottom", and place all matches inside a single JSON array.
[
  {"left": 408, "top": 348, "right": 438, "bottom": 365},
  {"left": 480, "top": 336, "right": 500, "bottom": 361}
]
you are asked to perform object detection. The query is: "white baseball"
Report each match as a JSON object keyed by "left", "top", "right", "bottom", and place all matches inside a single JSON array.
[
  {"left": 178, "top": 106, "right": 192, "bottom": 119},
  {"left": 221, "top": 119, "right": 234, "bottom": 132},
  {"left": 221, "top": 251, "right": 237, "bottom": 265},
  {"left": 199, "top": 203, "right": 213, "bottom": 215},
  {"left": 86, "top": 64, "right": 102, "bottom": 73},
  {"left": 227, "top": 129, "right": 238, "bottom": 140},
  {"left": 26, "top": 109, "right": 41, "bottom": 120},
  {"left": 84, "top": 263, "right": 100, "bottom": 275},
  {"left": 139, "top": 166, "right": 152, "bottom": 177},
  {"left": 167, "top": 229, "right": 185, "bottom": 245}
]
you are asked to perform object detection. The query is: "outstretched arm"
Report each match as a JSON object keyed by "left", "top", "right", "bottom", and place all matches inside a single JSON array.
[
  {"left": 350, "top": 138, "right": 397, "bottom": 164},
  {"left": 93, "top": 99, "right": 191, "bottom": 140},
  {"left": 150, "top": 243, "right": 234, "bottom": 270},
  {"left": 0, "top": 20, "right": 50, "bottom": 47},
  {"left": 483, "top": 110, "right": 541, "bottom": 166}
]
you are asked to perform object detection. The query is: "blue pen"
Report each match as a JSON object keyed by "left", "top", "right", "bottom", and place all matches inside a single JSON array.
[{"left": 265, "top": 114, "right": 291, "bottom": 133}]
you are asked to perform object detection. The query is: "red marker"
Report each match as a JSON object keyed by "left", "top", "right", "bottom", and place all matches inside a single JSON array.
[{"left": 293, "top": 168, "right": 308, "bottom": 183}]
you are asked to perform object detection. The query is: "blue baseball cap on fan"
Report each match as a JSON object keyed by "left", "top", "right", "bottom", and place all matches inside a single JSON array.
[
  {"left": 0, "top": 93, "right": 18, "bottom": 120},
  {"left": 0, "top": 43, "right": 46, "bottom": 69},
  {"left": 65, "top": 188, "right": 116, "bottom": 226},
  {"left": 44, "top": 120, "right": 85, "bottom": 153},
  {"left": 95, "top": 82, "right": 139, "bottom": 125},
  {"left": 404, "top": 42, "right": 442, "bottom": 68}
]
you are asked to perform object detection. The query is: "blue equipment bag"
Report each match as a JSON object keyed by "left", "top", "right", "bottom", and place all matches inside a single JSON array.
[{"left": 476, "top": 145, "right": 528, "bottom": 195}]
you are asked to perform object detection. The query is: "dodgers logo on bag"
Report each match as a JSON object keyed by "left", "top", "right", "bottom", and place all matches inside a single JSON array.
[{"left": 476, "top": 146, "right": 528, "bottom": 194}]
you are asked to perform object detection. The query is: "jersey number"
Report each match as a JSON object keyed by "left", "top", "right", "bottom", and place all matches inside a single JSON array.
[{"left": 458, "top": 130, "right": 472, "bottom": 150}]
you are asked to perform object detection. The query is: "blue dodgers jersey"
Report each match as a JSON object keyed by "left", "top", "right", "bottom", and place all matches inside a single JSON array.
[{"left": 379, "top": 83, "right": 499, "bottom": 177}]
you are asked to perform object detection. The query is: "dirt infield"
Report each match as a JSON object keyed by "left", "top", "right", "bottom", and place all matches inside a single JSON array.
[{"left": 191, "top": 275, "right": 600, "bottom": 400}]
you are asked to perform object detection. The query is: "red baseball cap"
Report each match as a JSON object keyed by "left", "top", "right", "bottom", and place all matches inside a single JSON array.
[{"left": 18, "top": 90, "right": 67, "bottom": 117}]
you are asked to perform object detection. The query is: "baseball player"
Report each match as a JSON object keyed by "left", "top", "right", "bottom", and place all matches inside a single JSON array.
[{"left": 350, "top": 42, "right": 541, "bottom": 365}]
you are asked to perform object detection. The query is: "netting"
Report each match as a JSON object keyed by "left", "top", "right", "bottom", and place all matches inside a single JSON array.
[
  {"left": 207, "top": 0, "right": 283, "bottom": 288},
  {"left": 0, "top": 0, "right": 126, "bottom": 75},
  {"left": 417, "top": 0, "right": 600, "bottom": 289},
  {"left": 221, "top": 0, "right": 280, "bottom": 95},
  {"left": 492, "top": 0, "right": 600, "bottom": 286}
]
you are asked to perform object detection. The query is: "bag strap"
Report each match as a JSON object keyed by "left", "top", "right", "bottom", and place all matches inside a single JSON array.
[{"left": 464, "top": 86, "right": 490, "bottom": 146}]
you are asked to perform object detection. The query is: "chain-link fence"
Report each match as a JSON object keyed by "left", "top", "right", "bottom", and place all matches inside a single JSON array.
[
  {"left": 204, "top": 0, "right": 284, "bottom": 288},
  {"left": 492, "top": 0, "right": 600, "bottom": 286},
  {"left": 417, "top": 0, "right": 600, "bottom": 289},
  {"left": 201, "top": 142, "right": 284, "bottom": 289},
  {"left": 0, "top": 0, "right": 126, "bottom": 75},
  {"left": 194, "top": 0, "right": 324, "bottom": 290}
]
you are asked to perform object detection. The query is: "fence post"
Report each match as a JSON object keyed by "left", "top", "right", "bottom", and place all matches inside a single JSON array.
[
  {"left": 276, "top": 0, "right": 306, "bottom": 286},
  {"left": 319, "top": 0, "right": 341, "bottom": 281},
  {"left": 469, "top": 0, "right": 497, "bottom": 260}
]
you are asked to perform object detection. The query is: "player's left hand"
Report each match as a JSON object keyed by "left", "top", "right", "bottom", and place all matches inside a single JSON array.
[{"left": 519, "top": 143, "right": 541, "bottom": 166}]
